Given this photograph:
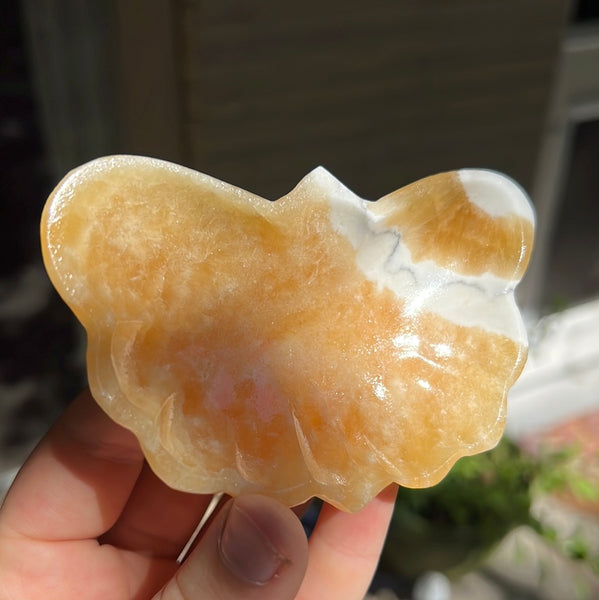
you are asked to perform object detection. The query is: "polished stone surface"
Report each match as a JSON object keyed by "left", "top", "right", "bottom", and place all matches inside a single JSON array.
[{"left": 41, "top": 156, "right": 532, "bottom": 511}]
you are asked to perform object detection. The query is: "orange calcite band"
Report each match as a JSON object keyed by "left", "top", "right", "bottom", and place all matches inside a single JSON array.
[{"left": 41, "top": 156, "right": 534, "bottom": 511}]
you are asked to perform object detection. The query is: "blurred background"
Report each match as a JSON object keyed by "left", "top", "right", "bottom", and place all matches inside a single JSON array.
[{"left": 1, "top": 1, "right": 599, "bottom": 598}]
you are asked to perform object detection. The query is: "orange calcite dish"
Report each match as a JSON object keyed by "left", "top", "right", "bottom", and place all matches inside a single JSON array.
[{"left": 41, "top": 155, "right": 534, "bottom": 511}]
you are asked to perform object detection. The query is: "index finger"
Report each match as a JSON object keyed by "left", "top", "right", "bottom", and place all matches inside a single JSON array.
[
  {"left": 297, "top": 484, "right": 398, "bottom": 600},
  {"left": 0, "top": 390, "right": 144, "bottom": 542}
]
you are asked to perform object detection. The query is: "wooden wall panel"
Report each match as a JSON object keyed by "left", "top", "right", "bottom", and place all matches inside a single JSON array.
[{"left": 173, "top": 0, "right": 568, "bottom": 199}]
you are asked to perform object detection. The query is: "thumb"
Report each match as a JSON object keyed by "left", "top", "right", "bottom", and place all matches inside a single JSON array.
[{"left": 153, "top": 495, "right": 309, "bottom": 599}]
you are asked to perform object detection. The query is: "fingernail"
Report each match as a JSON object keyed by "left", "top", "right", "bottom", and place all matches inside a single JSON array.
[{"left": 219, "top": 500, "right": 289, "bottom": 585}]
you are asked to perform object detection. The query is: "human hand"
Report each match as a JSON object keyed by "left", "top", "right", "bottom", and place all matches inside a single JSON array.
[{"left": 0, "top": 390, "right": 397, "bottom": 599}]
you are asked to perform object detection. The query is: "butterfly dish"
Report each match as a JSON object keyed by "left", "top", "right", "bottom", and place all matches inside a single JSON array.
[{"left": 41, "top": 156, "right": 534, "bottom": 512}]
